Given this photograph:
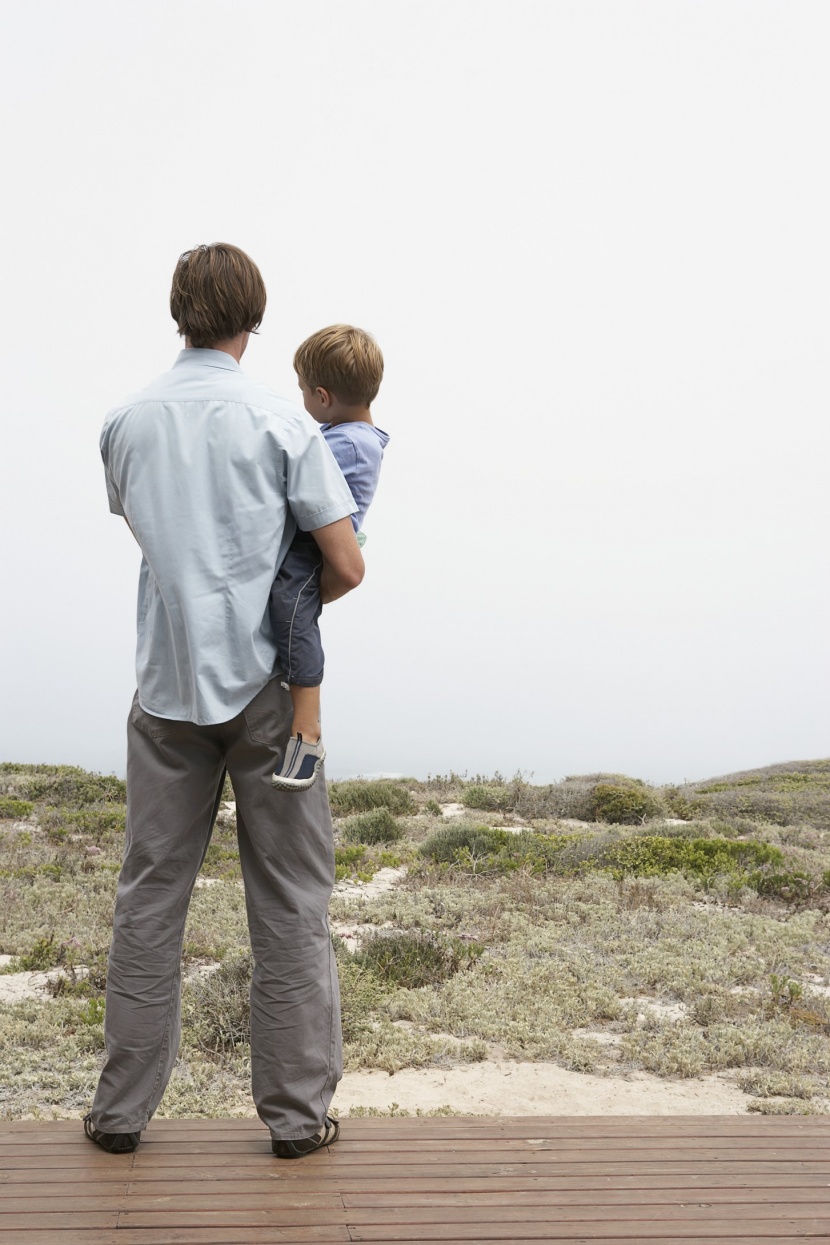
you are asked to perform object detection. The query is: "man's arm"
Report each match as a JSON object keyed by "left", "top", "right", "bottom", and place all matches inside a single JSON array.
[{"left": 311, "top": 517, "right": 365, "bottom": 604}]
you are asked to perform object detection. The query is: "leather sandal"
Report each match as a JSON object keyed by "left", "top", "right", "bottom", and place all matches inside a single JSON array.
[
  {"left": 83, "top": 1112, "right": 141, "bottom": 1154},
  {"left": 272, "top": 1115, "right": 339, "bottom": 1159}
]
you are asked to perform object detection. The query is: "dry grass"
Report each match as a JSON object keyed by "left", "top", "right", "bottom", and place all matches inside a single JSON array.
[{"left": 2, "top": 760, "right": 830, "bottom": 1117}]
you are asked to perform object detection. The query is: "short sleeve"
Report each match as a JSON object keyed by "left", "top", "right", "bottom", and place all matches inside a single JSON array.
[
  {"left": 322, "top": 424, "right": 383, "bottom": 525},
  {"left": 100, "top": 418, "right": 126, "bottom": 516},
  {"left": 103, "top": 464, "right": 125, "bottom": 516},
  {"left": 285, "top": 423, "right": 357, "bottom": 531}
]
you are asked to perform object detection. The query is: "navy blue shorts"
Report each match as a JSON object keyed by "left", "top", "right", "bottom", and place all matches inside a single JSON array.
[{"left": 269, "top": 533, "right": 324, "bottom": 687}]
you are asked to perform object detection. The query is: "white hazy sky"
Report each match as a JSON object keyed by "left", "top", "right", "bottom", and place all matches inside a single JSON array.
[{"left": 1, "top": 0, "right": 828, "bottom": 785}]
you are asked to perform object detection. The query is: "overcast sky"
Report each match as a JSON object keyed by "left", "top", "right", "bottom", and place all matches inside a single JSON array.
[{"left": 1, "top": 0, "right": 828, "bottom": 786}]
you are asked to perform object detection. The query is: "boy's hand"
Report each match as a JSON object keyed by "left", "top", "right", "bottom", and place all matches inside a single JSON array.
[{"left": 311, "top": 516, "right": 364, "bottom": 604}]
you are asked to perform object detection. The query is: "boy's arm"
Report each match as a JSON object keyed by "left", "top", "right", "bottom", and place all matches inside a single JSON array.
[{"left": 310, "top": 516, "right": 365, "bottom": 604}]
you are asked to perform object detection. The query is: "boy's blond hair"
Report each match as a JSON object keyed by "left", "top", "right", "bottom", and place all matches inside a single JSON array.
[{"left": 294, "top": 325, "right": 383, "bottom": 406}]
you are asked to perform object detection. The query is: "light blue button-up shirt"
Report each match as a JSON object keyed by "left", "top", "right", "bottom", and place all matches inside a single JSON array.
[{"left": 100, "top": 349, "right": 357, "bottom": 725}]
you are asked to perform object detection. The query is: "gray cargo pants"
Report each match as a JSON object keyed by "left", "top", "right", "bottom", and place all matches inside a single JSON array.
[{"left": 90, "top": 677, "right": 342, "bottom": 1140}]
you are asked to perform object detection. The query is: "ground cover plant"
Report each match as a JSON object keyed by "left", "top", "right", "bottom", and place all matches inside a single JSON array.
[{"left": 2, "top": 760, "right": 830, "bottom": 1117}]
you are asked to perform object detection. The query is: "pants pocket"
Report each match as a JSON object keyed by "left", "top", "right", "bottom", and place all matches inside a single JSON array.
[
  {"left": 241, "top": 678, "right": 293, "bottom": 746},
  {"left": 129, "top": 693, "right": 179, "bottom": 743}
]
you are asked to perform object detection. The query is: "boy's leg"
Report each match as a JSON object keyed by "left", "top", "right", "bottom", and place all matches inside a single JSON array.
[
  {"left": 226, "top": 677, "right": 342, "bottom": 1139},
  {"left": 270, "top": 539, "right": 326, "bottom": 790},
  {"left": 288, "top": 684, "right": 321, "bottom": 744},
  {"left": 89, "top": 696, "right": 226, "bottom": 1133}
]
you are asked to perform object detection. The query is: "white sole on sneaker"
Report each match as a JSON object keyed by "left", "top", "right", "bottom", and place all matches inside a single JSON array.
[{"left": 271, "top": 744, "right": 326, "bottom": 791}]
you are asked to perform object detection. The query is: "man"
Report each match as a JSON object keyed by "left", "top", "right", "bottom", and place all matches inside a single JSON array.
[{"left": 84, "top": 243, "right": 363, "bottom": 1158}]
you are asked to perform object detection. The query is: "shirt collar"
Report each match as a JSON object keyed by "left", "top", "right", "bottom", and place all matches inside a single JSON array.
[{"left": 173, "top": 348, "right": 242, "bottom": 372}]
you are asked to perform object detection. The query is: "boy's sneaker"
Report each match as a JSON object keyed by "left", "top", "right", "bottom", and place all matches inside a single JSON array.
[{"left": 272, "top": 735, "right": 326, "bottom": 791}]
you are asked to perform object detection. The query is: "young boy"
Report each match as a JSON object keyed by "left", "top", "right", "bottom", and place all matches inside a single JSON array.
[{"left": 270, "top": 324, "right": 388, "bottom": 791}]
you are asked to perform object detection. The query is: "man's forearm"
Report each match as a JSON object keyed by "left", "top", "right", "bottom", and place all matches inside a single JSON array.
[
  {"left": 319, "top": 560, "right": 362, "bottom": 604},
  {"left": 311, "top": 516, "right": 365, "bottom": 604}
]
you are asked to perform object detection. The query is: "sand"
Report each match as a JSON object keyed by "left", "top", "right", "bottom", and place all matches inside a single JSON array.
[{"left": 332, "top": 1062, "right": 750, "bottom": 1116}]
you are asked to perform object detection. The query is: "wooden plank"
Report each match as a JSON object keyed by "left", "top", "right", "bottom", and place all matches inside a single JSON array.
[
  {"left": 10, "top": 1187, "right": 819, "bottom": 1216},
  {"left": 114, "top": 1204, "right": 827, "bottom": 1228},
  {"left": 0, "top": 1234, "right": 340, "bottom": 1245},
  {"left": 117, "top": 1208, "right": 349, "bottom": 1227},
  {"left": 120, "top": 1173, "right": 830, "bottom": 1196},
  {"left": 8, "top": 1186, "right": 829, "bottom": 1216},
  {"left": 6, "top": 1153, "right": 829, "bottom": 1179},
  {"left": 117, "top": 1223, "right": 349, "bottom": 1241},
  {"left": 326, "top": 1145, "right": 830, "bottom": 1162},
  {"left": 4, "top": 1142, "right": 826, "bottom": 1166},
  {"left": 5, "top": 1117, "right": 830, "bottom": 1138},
  {"left": 348, "top": 1220, "right": 830, "bottom": 1241},
  {"left": 346, "top": 1203, "right": 830, "bottom": 1224},
  {"left": 5, "top": 1237, "right": 824, "bottom": 1245},
  {"left": 0, "top": 1178, "right": 129, "bottom": 1193},
  {"left": 0, "top": 1213, "right": 119, "bottom": 1229},
  {"left": 4, "top": 1173, "right": 830, "bottom": 1199},
  {"left": 329, "top": 1138, "right": 828, "bottom": 1154},
  {"left": 342, "top": 1188, "right": 830, "bottom": 1209},
  {"left": 0, "top": 1142, "right": 136, "bottom": 1163},
  {"left": 6, "top": 1120, "right": 830, "bottom": 1140},
  {"left": 36, "top": 1154, "right": 830, "bottom": 1178},
  {"left": 79, "top": 1150, "right": 830, "bottom": 1170},
  {"left": 0, "top": 1192, "right": 344, "bottom": 1213},
  {"left": 0, "top": 1235, "right": 119, "bottom": 1245}
]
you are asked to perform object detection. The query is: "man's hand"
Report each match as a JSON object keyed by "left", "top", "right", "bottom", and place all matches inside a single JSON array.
[{"left": 311, "top": 517, "right": 365, "bottom": 604}]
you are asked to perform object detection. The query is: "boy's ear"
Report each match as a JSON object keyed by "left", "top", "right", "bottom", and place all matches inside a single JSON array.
[{"left": 316, "top": 387, "right": 333, "bottom": 408}]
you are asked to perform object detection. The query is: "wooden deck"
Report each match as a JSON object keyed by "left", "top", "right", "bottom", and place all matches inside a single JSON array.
[{"left": 1, "top": 1116, "right": 829, "bottom": 1243}]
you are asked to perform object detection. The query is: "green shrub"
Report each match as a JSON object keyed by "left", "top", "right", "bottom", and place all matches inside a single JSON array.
[
  {"left": 335, "top": 844, "right": 371, "bottom": 880},
  {"left": 420, "top": 823, "right": 511, "bottom": 864},
  {"left": 329, "top": 780, "right": 415, "bottom": 817},
  {"left": 599, "top": 835, "right": 783, "bottom": 881},
  {"left": 18, "top": 767, "right": 127, "bottom": 808},
  {"left": 747, "top": 1099, "right": 827, "bottom": 1115},
  {"left": 332, "top": 947, "right": 389, "bottom": 1043},
  {"left": 747, "top": 866, "right": 823, "bottom": 904},
  {"left": 0, "top": 798, "right": 33, "bottom": 820},
  {"left": 47, "top": 947, "right": 109, "bottom": 999},
  {"left": 183, "top": 955, "right": 253, "bottom": 1054},
  {"left": 592, "top": 782, "right": 663, "bottom": 825},
  {"left": 77, "top": 998, "right": 106, "bottom": 1026},
  {"left": 418, "top": 823, "right": 571, "bottom": 877},
  {"left": 203, "top": 842, "right": 241, "bottom": 877},
  {"left": 662, "top": 788, "right": 703, "bottom": 821},
  {"left": 461, "top": 784, "right": 511, "bottom": 812},
  {"left": 15, "top": 934, "right": 60, "bottom": 971},
  {"left": 355, "top": 930, "right": 483, "bottom": 989},
  {"left": 341, "top": 808, "right": 403, "bottom": 846},
  {"left": 40, "top": 805, "right": 126, "bottom": 843},
  {"left": 680, "top": 761, "right": 830, "bottom": 830}
]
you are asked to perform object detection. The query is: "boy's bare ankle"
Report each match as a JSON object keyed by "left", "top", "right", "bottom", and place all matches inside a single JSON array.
[
  {"left": 291, "top": 722, "right": 321, "bottom": 746},
  {"left": 287, "top": 684, "right": 322, "bottom": 747}
]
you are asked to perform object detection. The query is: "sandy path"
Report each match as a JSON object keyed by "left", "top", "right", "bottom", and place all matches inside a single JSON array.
[{"left": 332, "top": 1062, "right": 750, "bottom": 1116}]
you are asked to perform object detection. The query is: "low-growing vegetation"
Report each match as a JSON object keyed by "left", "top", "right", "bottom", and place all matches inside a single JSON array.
[
  {"left": 329, "top": 779, "right": 416, "bottom": 817},
  {"left": 341, "top": 807, "right": 404, "bottom": 845},
  {"left": 1, "top": 758, "right": 830, "bottom": 1117}
]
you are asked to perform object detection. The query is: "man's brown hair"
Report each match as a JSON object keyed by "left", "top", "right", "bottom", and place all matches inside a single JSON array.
[
  {"left": 294, "top": 325, "right": 384, "bottom": 406},
  {"left": 170, "top": 243, "right": 266, "bottom": 348}
]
